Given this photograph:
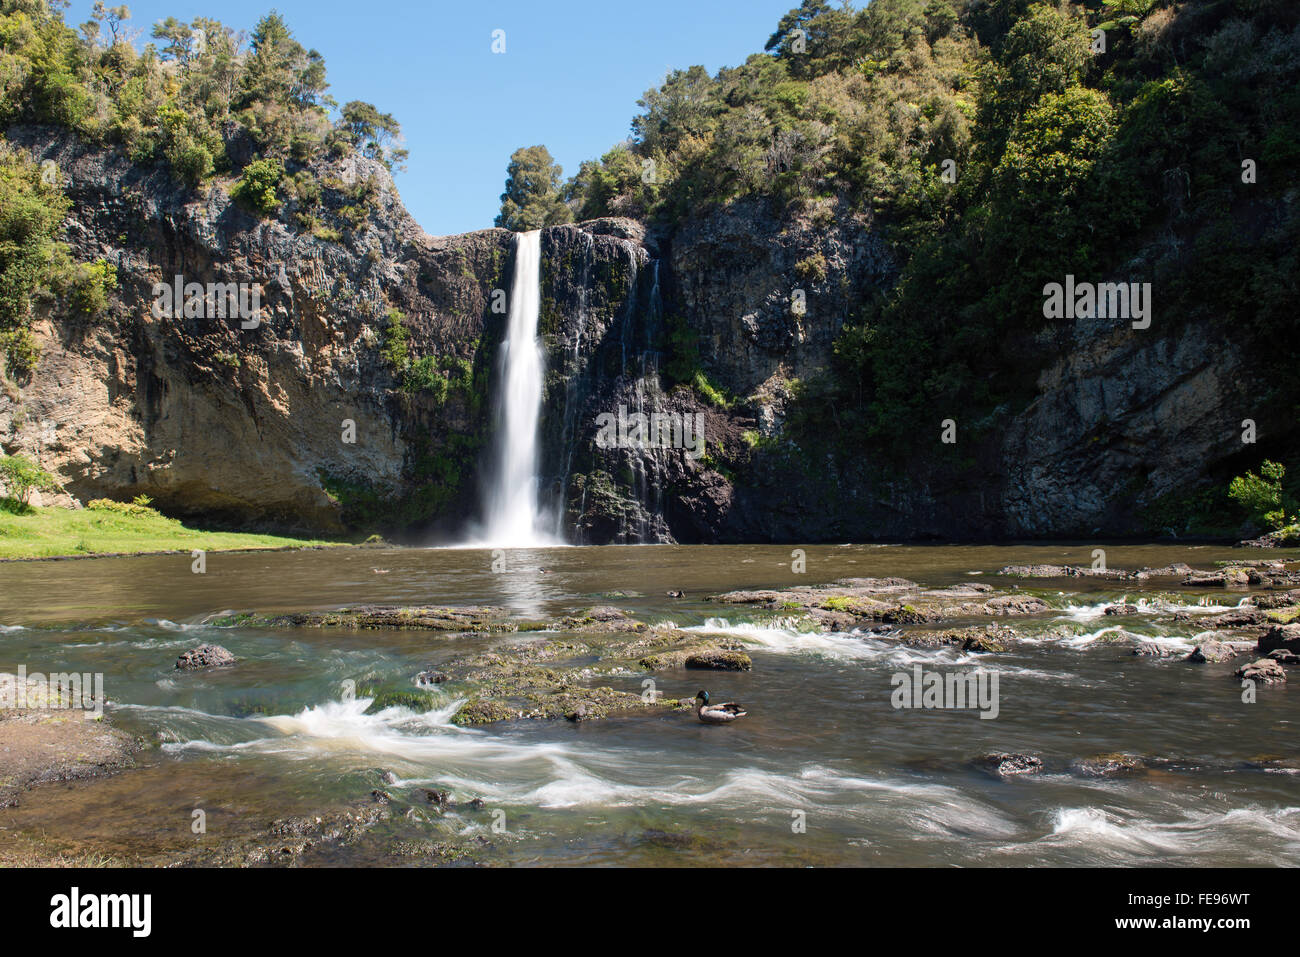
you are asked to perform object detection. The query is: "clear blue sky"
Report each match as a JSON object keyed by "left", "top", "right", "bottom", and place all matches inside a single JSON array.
[{"left": 85, "top": 0, "right": 798, "bottom": 236}]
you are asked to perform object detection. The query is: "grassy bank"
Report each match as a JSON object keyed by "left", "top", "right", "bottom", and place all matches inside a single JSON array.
[{"left": 0, "top": 502, "right": 345, "bottom": 560}]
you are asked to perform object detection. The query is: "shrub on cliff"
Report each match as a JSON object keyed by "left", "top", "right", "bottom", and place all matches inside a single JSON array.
[
  {"left": 68, "top": 258, "right": 117, "bottom": 319},
  {"left": 230, "top": 157, "right": 284, "bottom": 215}
]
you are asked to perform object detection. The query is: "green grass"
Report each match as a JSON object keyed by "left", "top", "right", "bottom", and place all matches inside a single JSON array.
[{"left": 0, "top": 502, "right": 344, "bottom": 560}]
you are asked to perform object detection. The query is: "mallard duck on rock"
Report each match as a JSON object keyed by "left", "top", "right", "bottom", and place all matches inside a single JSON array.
[{"left": 695, "top": 690, "right": 747, "bottom": 724}]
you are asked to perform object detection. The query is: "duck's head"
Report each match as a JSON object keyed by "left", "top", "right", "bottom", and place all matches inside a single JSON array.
[{"left": 695, "top": 690, "right": 709, "bottom": 704}]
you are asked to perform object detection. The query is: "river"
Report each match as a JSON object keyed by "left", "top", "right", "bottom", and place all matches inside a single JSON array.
[{"left": 1, "top": 542, "right": 1297, "bottom": 866}]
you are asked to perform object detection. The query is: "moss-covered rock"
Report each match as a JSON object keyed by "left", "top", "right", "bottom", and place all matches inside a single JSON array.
[
  {"left": 363, "top": 689, "right": 438, "bottom": 714},
  {"left": 451, "top": 698, "right": 519, "bottom": 726}
]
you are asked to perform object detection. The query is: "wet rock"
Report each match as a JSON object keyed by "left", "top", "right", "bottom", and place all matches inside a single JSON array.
[
  {"left": 998, "top": 564, "right": 1081, "bottom": 578},
  {"left": 269, "top": 605, "right": 515, "bottom": 633},
  {"left": 363, "top": 689, "right": 436, "bottom": 714},
  {"left": 451, "top": 698, "right": 519, "bottom": 726},
  {"left": 1132, "top": 641, "right": 1174, "bottom": 658},
  {"left": 1235, "top": 658, "right": 1286, "bottom": 684},
  {"left": 977, "top": 752, "right": 1044, "bottom": 777},
  {"left": 378, "top": 770, "right": 399, "bottom": 786},
  {"left": 1182, "top": 568, "right": 1251, "bottom": 587},
  {"left": 1131, "top": 563, "right": 1194, "bottom": 579},
  {"left": 1239, "top": 527, "right": 1300, "bottom": 548},
  {"left": 1259, "top": 624, "right": 1300, "bottom": 656},
  {"left": 684, "top": 649, "right": 753, "bottom": 671},
  {"left": 902, "top": 624, "right": 1015, "bottom": 653},
  {"left": 423, "top": 788, "right": 450, "bottom": 806},
  {"left": 981, "top": 595, "right": 1050, "bottom": 616},
  {"left": 416, "top": 670, "right": 449, "bottom": 685},
  {"left": 1104, "top": 603, "right": 1139, "bottom": 616},
  {"left": 1186, "top": 640, "right": 1254, "bottom": 663},
  {"left": 175, "top": 644, "right": 236, "bottom": 670},
  {"left": 553, "top": 607, "right": 648, "bottom": 633},
  {"left": 998, "top": 564, "right": 1128, "bottom": 579},
  {"left": 637, "top": 634, "right": 750, "bottom": 671},
  {"left": 465, "top": 797, "right": 486, "bottom": 811},
  {"left": 1070, "top": 753, "right": 1146, "bottom": 777},
  {"left": 1255, "top": 590, "right": 1300, "bottom": 611},
  {"left": 1267, "top": 649, "right": 1300, "bottom": 666},
  {"left": 0, "top": 678, "right": 139, "bottom": 805}
]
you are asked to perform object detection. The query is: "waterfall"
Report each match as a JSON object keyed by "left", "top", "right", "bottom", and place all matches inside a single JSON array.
[{"left": 478, "top": 230, "right": 555, "bottom": 547}]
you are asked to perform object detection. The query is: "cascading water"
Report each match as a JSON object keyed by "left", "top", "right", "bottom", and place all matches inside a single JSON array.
[{"left": 479, "top": 230, "right": 555, "bottom": 547}]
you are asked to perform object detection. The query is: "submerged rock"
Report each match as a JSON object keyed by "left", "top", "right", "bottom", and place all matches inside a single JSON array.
[
  {"left": 976, "top": 752, "right": 1044, "bottom": 777},
  {"left": 363, "top": 689, "right": 436, "bottom": 714},
  {"left": 1132, "top": 641, "right": 1175, "bottom": 658},
  {"left": 1070, "top": 753, "right": 1146, "bottom": 777},
  {"left": 902, "top": 624, "right": 1016, "bottom": 653},
  {"left": 268, "top": 605, "right": 516, "bottom": 633},
  {"left": 176, "top": 644, "right": 236, "bottom": 670}
]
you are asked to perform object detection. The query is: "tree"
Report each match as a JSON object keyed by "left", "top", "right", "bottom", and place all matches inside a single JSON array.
[
  {"left": 1229, "top": 461, "right": 1291, "bottom": 530},
  {"left": 335, "top": 100, "right": 408, "bottom": 170},
  {"left": 0, "top": 454, "right": 60, "bottom": 506},
  {"left": 495, "top": 145, "right": 571, "bottom": 231},
  {"left": 91, "top": 2, "right": 130, "bottom": 45},
  {"left": 632, "top": 65, "right": 717, "bottom": 157}
]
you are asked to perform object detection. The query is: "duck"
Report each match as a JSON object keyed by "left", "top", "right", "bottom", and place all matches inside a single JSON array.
[{"left": 695, "top": 690, "right": 747, "bottom": 724}]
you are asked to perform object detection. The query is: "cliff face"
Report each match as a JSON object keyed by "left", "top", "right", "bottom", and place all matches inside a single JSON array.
[{"left": 0, "top": 126, "right": 1284, "bottom": 543}]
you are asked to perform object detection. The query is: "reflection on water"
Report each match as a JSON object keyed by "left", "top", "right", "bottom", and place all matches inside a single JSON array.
[{"left": 1, "top": 543, "right": 1298, "bottom": 865}]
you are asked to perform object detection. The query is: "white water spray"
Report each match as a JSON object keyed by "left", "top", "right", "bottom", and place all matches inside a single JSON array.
[{"left": 480, "top": 230, "right": 554, "bottom": 547}]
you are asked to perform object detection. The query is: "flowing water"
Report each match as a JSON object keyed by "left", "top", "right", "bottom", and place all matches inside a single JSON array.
[
  {"left": 2, "top": 543, "right": 1298, "bottom": 866},
  {"left": 476, "top": 229, "right": 552, "bottom": 547}
]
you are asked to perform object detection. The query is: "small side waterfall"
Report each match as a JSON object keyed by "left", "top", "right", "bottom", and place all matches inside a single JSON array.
[{"left": 478, "top": 230, "right": 555, "bottom": 547}]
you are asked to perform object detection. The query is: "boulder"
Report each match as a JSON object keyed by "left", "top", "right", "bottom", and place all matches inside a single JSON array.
[
  {"left": 683, "top": 649, "right": 753, "bottom": 671},
  {"left": 175, "top": 644, "right": 236, "bottom": 670},
  {"left": 1235, "top": 658, "right": 1286, "bottom": 684},
  {"left": 1186, "top": 640, "right": 1253, "bottom": 663},
  {"left": 1259, "top": 624, "right": 1300, "bottom": 656}
]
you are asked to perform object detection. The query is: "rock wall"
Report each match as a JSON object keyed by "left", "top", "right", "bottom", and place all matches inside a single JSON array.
[{"left": 0, "top": 126, "right": 1283, "bottom": 543}]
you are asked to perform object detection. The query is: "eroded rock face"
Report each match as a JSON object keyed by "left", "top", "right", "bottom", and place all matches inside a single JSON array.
[{"left": 4, "top": 124, "right": 1287, "bottom": 544}]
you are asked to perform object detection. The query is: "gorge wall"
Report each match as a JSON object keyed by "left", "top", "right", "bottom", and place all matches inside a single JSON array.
[{"left": 0, "top": 125, "right": 1283, "bottom": 544}]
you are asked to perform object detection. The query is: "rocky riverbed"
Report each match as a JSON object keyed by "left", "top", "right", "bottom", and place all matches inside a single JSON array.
[{"left": 2, "top": 543, "right": 1299, "bottom": 867}]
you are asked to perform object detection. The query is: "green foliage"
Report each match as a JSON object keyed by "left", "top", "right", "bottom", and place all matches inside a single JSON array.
[
  {"left": 0, "top": 452, "right": 59, "bottom": 504},
  {"left": 332, "top": 100, "right": 408, "bottom": 170},
  {"left": 379, "top": 307, "right": 409, "bottom": 370},
  {"left": 0, "top": 326, "right": 40, "bottom": 377},
  {"left": 1229, "top": 461, "right": 1291, "bottom": 530},
  {"left": 496, "top": 144, "right": 573, "bottom": 230},
  {"left": 0, "top": 3, "right": 405, "bottom": 192},
  {"left": 230, "top": 156, "right": 284, "bottom": 215},
  {"left": 68, "top": 257, "right": 117, "bottom": 318},
  {"left": 87, "top": 494, "right": 158, "bottom": 516},
  {"left": 0, "top": 144, "right": 71, "bottom": 329}
]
